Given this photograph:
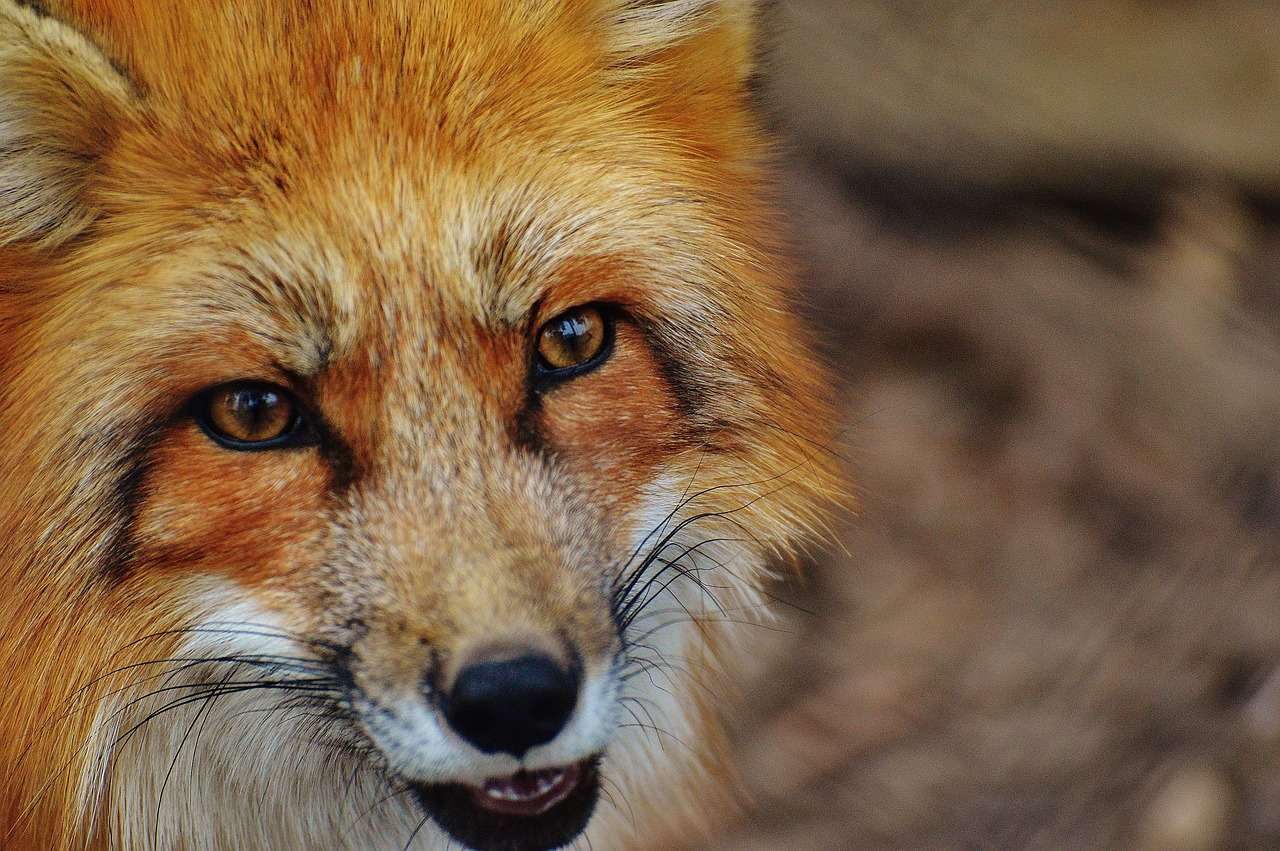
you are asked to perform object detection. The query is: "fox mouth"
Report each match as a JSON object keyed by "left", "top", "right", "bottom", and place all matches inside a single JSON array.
[{"left": 408, "top": 757, "right": 600, "bottom": 851}]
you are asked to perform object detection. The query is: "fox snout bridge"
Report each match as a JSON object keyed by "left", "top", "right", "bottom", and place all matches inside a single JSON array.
[{"left": 441, "top": 654, "right": 582, "bottom": 757}]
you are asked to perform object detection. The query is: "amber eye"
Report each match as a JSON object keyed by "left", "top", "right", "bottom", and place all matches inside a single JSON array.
[
  {"left": 536, "top": 305, "right": 611, "bottom": 377},
  {"left": 195, "top": 383, "right": 307, "bottom": 450}
]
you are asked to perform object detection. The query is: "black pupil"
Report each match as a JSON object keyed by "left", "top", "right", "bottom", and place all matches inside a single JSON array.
[
  {"left": 554, "top": 315, "right": 592, "bottom": 360},
  {"left": 230, "top": 388, "right": 280, "bottom": 429}
]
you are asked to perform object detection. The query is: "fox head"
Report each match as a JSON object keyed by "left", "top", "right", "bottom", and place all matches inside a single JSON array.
[{"left": 0, "top": 1, "right": 842, "bottom": 849}]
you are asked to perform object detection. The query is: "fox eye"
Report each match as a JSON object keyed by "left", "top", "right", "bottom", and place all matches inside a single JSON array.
[
  {"left": 195, "top": 383, "right": 309, "bottom": 450},
  {"left": 536, "top": 305, "right": 612, "bottom": 378}
]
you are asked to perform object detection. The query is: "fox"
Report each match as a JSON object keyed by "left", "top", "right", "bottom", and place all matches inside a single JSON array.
[{"left": 0, "top": 1, "right": 842, "bottom": 849}]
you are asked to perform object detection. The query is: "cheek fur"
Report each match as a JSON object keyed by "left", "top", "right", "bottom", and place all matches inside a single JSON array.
[
  {"left": 536, "top": 322, "right": 684, "bottom": 514},
  {"left": 128, "top": 424, "right": 331, "bottom": 582}
]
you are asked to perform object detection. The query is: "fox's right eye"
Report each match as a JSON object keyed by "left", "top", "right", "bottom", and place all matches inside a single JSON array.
[
  {"left": 194, "top": 382, "right": 311, "bottom": 450},
  {"left": 535, "top": 305, "right": 613, "bottom": 381}
]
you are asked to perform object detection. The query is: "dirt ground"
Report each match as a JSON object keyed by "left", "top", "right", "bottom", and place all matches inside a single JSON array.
[{"left": 693, "top": 3, "right": 1280, "bottom": 849}]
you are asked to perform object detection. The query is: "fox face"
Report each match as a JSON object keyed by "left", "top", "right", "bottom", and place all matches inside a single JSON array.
[{"left": 0, "top": 1, "right": 841, "bottom": 849}]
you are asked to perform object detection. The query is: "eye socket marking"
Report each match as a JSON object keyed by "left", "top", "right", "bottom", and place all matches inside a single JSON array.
[
  {"left": 194, "top": 308, "right": 613, "bottom": 451},
  {"left": 534, "top": 305, "right": 614, "bottom": 382},
  {"left": 193, "top": 382, "right": 312, "bottom": 451}
]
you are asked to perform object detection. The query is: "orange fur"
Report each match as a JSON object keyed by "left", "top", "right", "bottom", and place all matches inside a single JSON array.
[{"left": 0, "top": 1, "right": 842, "bottom": 848}]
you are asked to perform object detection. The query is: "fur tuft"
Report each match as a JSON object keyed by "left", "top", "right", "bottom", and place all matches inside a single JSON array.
[
  {"left": 599, "top": 0, "right": 755, "bottom": 73},
  {"left": 0, "top": 0, "right": 135, "bottom": 247}
]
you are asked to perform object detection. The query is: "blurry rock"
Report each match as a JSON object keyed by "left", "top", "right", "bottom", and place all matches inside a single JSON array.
[
  {"left": 766, "top": 0, "right": 1280, "bottom": 195},
  {"left": 1136, "top": 764, "right": 1235, "bottom": 851}
]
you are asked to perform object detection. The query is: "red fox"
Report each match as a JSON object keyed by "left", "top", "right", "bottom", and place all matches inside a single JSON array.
[{"left": 0, "top": 1, "right": 841, "bottom": 848}]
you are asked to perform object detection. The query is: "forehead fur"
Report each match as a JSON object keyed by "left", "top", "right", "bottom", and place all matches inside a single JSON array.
[
  {"left": 3, "top": 0, "right": 830, "bottom": 475},
  {"left": 28, "top": 0, "right": 770, "bottom": 337},
  {"left": 44, "top": 0, "right": 760, "bottom": 174}
]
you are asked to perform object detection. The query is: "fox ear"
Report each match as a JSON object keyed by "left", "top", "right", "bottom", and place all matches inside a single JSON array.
[
  {"left": 0, "top": 1, "right": 137, "bottom": 248},
  {"left": 599, "top": 0, "right": 757, "bottom": 81}
]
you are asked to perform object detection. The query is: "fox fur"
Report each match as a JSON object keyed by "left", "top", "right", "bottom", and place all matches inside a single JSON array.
[{"left": 0, "top": 1, "right": 841, "bottom": 849}]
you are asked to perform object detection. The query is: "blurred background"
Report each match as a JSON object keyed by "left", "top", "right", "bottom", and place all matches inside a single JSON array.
[{"left": 695, "top": 2, "right": 1280, "bottom": 848}]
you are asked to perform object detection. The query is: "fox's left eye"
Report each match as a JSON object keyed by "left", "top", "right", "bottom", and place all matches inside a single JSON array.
[
  {"left": 536, "top": 305, "right": 612, "bottom": 379},
  {"left": 194, "top": 382, "right": 311, "bottom": 450}
]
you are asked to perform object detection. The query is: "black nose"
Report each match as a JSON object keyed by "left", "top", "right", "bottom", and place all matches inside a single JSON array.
[{"left": 441, "top": 654, "right": 580, "bottom": 758}]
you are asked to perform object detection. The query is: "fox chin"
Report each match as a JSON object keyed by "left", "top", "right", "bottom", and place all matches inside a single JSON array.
[{"left": 0, "top": 1, "right": 843, "bottom": 849}]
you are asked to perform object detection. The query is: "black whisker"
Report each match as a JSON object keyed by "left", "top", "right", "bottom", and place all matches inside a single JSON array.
[
  {"left": 402, "top": 810, "right": 432, "bottom": 851},
  {"left": 151, "top": 666, "right": 234, "bottom": 846}
]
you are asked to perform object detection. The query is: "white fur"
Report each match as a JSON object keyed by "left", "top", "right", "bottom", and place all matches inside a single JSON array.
[
  {"left": 86, "top": 583, "right": 623, "bottom": 849},
  {"left": 91, "top": 589, "right": 434, "bottom": 850},
  {"left": 83, "top": 471, "right": 768, "bottom": 849},
  {"left": 604, "top": 473, "right": 769, "bottom": 819}
]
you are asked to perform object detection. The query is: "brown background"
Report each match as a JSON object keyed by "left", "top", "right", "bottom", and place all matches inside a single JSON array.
[{"left": 695, "top": 3, "right": 1280, "bottom": 848}]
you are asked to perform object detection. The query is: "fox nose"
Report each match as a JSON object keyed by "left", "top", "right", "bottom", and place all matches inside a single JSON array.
[{"left": 441, "top": 653, "right": 580, "bottom": 758}]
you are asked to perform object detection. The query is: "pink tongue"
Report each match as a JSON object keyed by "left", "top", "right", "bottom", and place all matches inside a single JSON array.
[{"left": 471, "top": 763, "right": 582, "bottom": 817}]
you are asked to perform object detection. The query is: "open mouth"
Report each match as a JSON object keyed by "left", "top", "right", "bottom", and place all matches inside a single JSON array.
[{"left": 409, "top": 757, "right": 600, "bottom": 851}]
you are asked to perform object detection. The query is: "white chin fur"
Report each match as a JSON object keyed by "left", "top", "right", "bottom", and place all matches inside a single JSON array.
[
  {"left": 83, "top": 480, "right": 763, "bottom": 851},
  {"left": 87, "top": 590, "right": 435, "bottom": 850},
  {"left": 607, "top": 474, "right": 770, "bottom": 797},
  {"left": 84, "top": 583, "right": 621, "bottom": 849}
]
